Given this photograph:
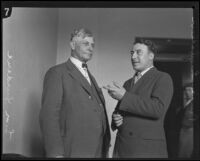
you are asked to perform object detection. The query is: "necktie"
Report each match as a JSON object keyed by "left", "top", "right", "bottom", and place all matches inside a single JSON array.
[
  {"left": 82, "top": 63, "right": 88, "bottom": 68},
  {"left": 82, "top": 63, "right": 91, "bottom": 85},
  {"left": 134, "top": 72, "right": 142, "bottom": 84}
]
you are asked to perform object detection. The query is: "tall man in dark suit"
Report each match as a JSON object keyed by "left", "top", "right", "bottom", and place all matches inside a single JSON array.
[
  {"left": 39, "top": 28, "right": 110, "bottom": 158},
  {"left": 104, "top": 39, "right": 173, "bottom": 158}
]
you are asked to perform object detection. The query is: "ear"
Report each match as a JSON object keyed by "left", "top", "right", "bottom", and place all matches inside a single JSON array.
[
  {"left": 149, "top": 52, "right": 154, "bottom": 60},
  {"left": 70, "top": 41, "right": 75, "bottom": 50}
]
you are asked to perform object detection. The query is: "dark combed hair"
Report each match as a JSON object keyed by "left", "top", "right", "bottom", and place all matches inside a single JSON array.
[
  {"left": 134, "top": 38, "right": 158, "bottom": 55},
  {"left": 183, "top": 82, "right": 193, "bottom": 89}
]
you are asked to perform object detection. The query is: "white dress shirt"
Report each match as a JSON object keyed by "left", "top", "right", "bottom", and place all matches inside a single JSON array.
[
  {"left": 140, "top": 66, "right": 154, "bottom": 76},
  {"left": 70, "top": 56, "right": 91, "bottom": 85},
  {"left": 134, "top": 66, "right": 154, "bottom": 84},
  {"left": 184, "top": 98, "right": 193, "bottom": 108}
]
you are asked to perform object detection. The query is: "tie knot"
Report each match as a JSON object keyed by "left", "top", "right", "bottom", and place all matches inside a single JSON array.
[
  {"left": 135, "top": 72, "right": 141, "bottom": 77},
  {"left": 134, "top": 72, "right": 142, "bottom": 84},
  {"left": 82, "top": 63, "right": 88, "bottom": 69}
]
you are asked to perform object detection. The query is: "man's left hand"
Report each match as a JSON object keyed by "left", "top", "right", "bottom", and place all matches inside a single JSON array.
[{"left": 103, "top": 81, "right": 126, "bottom": 100}]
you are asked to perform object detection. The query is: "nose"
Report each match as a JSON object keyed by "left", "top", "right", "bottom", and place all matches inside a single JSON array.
[
  {"left": 89, "top": 44, "right": 94, "bottom": 51},
  {"left": 131, "top": 51, "right": 137, "bottom": 60}
]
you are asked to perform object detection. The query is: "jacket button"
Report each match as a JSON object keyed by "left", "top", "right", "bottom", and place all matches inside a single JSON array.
[
  {"left": 89, "top": 96, "right": 92, "bottom": 99},
  {"left": 129, "top": 132, "right": 133, "bottom": 136},
  {"left": 99, "top": 103, "right": 102, "bottom": 107}
]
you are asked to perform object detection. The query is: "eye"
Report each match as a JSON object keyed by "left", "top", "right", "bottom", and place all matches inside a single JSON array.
[
  {"left": 136, "top": 50, "right": 142, "bottom": 55},
  {"left": 130, "top": 51, "right": 134, "bottom": 55},
  {"left": 83, "top": 42, "right": 89, "bottom": 46}
]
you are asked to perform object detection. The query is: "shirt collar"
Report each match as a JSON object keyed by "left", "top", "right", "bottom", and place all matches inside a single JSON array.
[
  {"left": 139, "top": 66, "right": 154, "bottom": 76},
  {"left": 184, "top": 98, "right": 193, "bottom": 107},
  {"left": 70, "top": 56, "right": 84, "bottom": 69}
]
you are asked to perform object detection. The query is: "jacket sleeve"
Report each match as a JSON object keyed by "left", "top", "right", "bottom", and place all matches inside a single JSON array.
[
  {"left": 39, "top": 68, "right": 64, "bottom": 157},
  {"left": 111, "top": 81, "right": 129, "bottom": 131},
  {"left": 111, "top": 108, "right": 119, "bottom": 131},
  {"left": 111, "top": 115, "right": 117, "bottom": 131},
  {"left": 119, "top": 73, "right": 173, "bottom": 120}
]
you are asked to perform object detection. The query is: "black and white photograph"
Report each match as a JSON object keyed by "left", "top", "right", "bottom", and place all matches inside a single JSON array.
[{"left": 2, "top": 1, "right": 199, "bottom": 159}]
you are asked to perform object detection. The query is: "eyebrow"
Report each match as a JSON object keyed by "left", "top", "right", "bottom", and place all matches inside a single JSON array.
[
  {"left": 131, "top": 49, "right": 142, "bottom": 52},
  {"left": 81, "top": 41, "right": 95, "bottom": 47},
  {"left": 82, "top": 41, "right": 94, "bottom": 44}
]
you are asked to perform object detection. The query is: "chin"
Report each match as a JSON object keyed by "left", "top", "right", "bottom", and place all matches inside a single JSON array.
[
  {"left": 134, "top": 67, "right": 143, "bottom": 72},
  {"left": 132, "top": 65, "right": 140, "bottom": 70},
  {"left": 87, "top": 55, "right": 93, "bottom": 60},
  {"left": 83, "top": 57, "right": 92, "bottom": 62}
]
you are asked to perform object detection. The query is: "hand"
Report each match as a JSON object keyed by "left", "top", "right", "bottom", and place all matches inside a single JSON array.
[
  {"left": 112, "top": 113, "right": 123, "bottom": 127},
  {"left": 103, "top": 81, "right": 126, "bottom": 100}
]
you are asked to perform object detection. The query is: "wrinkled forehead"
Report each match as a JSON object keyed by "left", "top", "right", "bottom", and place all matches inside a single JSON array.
[
  {"left": 132, "top": 43, "right": 148, "bottom": 51},
  {"left": 76, "top": 36, "right": 95, "bottom": 44},
  {"left": 185, "top": 87, "right": 193, "bottom": 91}
]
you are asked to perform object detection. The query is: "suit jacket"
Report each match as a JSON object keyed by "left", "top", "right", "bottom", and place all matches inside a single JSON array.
[
  {"left": 39, "top": 59, "right": 110, "bottom": 158},
  {"left": 112, "top": 67, "right": 173, "bottom": 158},
  {"left": 178, "top": 100, "right": 194, "bottom": 158},
  {"left": 181, "top": 100, "right": 194, "bottom": 128}
]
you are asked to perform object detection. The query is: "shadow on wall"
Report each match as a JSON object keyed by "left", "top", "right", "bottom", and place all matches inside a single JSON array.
[{"left": 24, "top": 91, "right": 45, "bottom": 157}]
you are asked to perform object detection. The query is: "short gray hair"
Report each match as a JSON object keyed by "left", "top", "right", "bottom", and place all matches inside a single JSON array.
[{"left": 70, "top": 28, "right": 93, "bottom": 41}]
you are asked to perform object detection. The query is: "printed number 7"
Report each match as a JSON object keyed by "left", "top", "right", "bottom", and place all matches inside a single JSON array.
[{"left": 5, "top": 8, "right": 10, "bottom": 16}]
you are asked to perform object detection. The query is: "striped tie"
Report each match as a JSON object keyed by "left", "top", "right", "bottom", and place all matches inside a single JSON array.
[
  {"left": 82, "top": 63, "right": 91, "bottom": 85},
  {"left": 134, "top": 72, "right": 142, "bottom": 84}
]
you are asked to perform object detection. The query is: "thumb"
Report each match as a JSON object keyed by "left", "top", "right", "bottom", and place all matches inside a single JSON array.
[{"left": 113, "top": 81, "right": 121, "bottom": 88}]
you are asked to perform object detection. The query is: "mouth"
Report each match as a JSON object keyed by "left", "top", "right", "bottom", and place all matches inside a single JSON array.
[
  {"left": 86, "top": 52, "right": 93, "bottom": 58},
  {"left": 87, "top": 51, "right": 93, "bottom": 54},
  {"left": 88, "top": 52, "right": 93, "bottom": 56},
  {"left": 132, "top": 61, "right": 139, "bottom": 64}
]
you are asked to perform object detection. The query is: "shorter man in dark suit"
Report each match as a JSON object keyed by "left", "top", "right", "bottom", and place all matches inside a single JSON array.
[
  {"left": 178, "top": 83, "right": 195, "bottom": 158},
  {"left": 104, "top": 39, "right": 173, "bottom": 158}
]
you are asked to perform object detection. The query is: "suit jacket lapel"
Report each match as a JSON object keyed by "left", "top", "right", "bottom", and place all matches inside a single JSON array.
[
  {"left": 130, "top": 67, "right": 157, "bottom": 91},
  {"left": 88, "top": 71, "right": 106, "bottom": 106},
  {"left": 65, "top": 59, "right": 92, "bottom": 95}
]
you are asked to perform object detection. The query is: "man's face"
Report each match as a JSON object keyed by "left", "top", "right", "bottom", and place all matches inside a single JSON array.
[
  {"left": 71, "top": 36, "right": 95, "bottom": 62},
  {"left": 131, "top": 43, "right": 154, "bottom": 72},
  {"left": 184, "top": 87, "right": 193, "bottom": 100}
]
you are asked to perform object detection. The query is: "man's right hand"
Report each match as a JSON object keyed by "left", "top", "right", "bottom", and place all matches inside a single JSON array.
[{"left": 112, "top": 113, "right": 123, "bottom": 127}]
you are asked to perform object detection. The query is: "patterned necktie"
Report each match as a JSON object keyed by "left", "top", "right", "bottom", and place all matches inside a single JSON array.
[
  {"left": 82, "top": 63, "right": 91, "bottom": 85},
  {"left": 134, "top": 72, "right": 142, "bottom": 84},
  {"left": 82, "top": 63, "right": 88, "bottom": 68}
]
